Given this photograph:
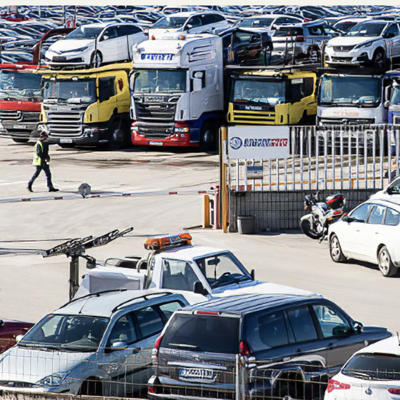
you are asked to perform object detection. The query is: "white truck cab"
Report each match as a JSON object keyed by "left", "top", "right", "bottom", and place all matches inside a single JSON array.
[{"left": 129, "top": 33, "right": 224, "bottom": 149}]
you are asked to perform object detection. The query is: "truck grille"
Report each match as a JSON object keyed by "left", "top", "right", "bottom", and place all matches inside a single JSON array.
[
  {"left": 47, "top": 110, "right": 83, "bottom": 137},
  {"left": 137, "top": 122, "right": 175, "bottom": 139},
  {"left": 135, "top": 102, "right": 177, "bottom": 122},
  {"left": 0, "top": 110, "right": 21, "bottom": 120},
  {"left": 22, "top": 112, "right": 40, "bottom": 122}
]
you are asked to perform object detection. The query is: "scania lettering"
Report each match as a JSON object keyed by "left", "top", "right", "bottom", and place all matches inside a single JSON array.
[
  {"left": 130, "top": 33, "right": 224, "bottom": 150},
  {"left": 227, "top": 68, "right": 317, "bottom": 125},
  {"left": 38, "top": 63, "right": 131, "bottom": 147}
]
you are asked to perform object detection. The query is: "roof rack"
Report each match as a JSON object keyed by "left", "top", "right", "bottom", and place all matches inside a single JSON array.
[
  {"left": 59, "top": 289, "right": 129, "bottom": 309},
  {"left": 112, "top": 291, "right": 174, "bottom": 312}
]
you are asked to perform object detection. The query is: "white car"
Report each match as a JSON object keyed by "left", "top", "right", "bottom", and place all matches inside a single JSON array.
[
  {"left": 324, "top": 335, "right": 400, "bottom": 400},
  {"left": 45, "top": 22, "right": 146, "bottom": 68},
  {"left": 325, "top": 20, "right": 400, "bottom": 71},
  {"left": 329, "top": 198, "right": 400, "bottom": 277},
  {"left": 148, "top": 11, "right": 229, "bottom": 39},
  {"left": 370, "top": 176, "right": 400, "bottom": 202},
  {"left": 237, "top": 14, "right": 303, "bottom": 32}
]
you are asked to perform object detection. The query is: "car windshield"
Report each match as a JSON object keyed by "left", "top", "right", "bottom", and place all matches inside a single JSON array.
[
  {"left": 342, "top": 353, "right": 400, "bottom": 380},
  {"left": 239, "top": 18, "right": 274, "bottom": 28},
  {"left": 232, "top": 79, "right": 286, "bottom": 106},
  {"left": 132, "top": 69, "right": 186, "bottom": 94},
  {"left": 195, "top": 252, "right": 251, "bottom": 289},
  {"left": 319, "top": 76, "right": 381, "bottom": 107},
  {"left": 66, "top": 25, "right": 104, "bottom": 40},
  {"left": 43, "top": 78, "right": 96, "bottom": 104},
  {"left": 334, "top": 21, "right": 360, "bottom": 33},
  {"left": 18, "top": 314, "right": 109, "bottom": 352},
  {"left": 152, "top": 16, "right": 188, "bottom": 29},
  {"left": 346, "top": 22, "right": 386, "bottom": 37},
  {"left": 0, "top": 71, "right": 42, "bottom": 101}
]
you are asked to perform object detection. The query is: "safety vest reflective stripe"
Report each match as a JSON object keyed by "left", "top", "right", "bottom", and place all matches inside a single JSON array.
[{"left": 32, "top": 141, "right": 43, "bottom": 166}]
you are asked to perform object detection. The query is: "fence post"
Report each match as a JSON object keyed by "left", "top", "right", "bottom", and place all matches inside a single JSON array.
[{"left": 220, "top": 127, "right": 229, "bottom": 233}]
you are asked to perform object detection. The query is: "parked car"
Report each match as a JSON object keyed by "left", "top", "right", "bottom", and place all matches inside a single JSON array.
[
  {"left": 148, "top": 293, "right": 391, "bottom": 400},
  {"left": 325, "top": 336, "right": 400, "bottom": 399},
  {"left": 325, "top": 20, "right": 400, "bottom": 71},
  {"left": 0, "top": 290, "right": 196, "bottom": 396},
  {"left": 329, "top": 198, "right": 400, "bottom": 277},
  {"left": 237, "top": 14, "right": 303, "bottom": 32},
  {"left": 44, "top": 22, "right": 146, "bottom": 67},
  {"left": 0, "top": 318, "right": 34, "bottom": 354},
  {"left": 333, "top": 17, "right": 372, "bottom": 33},
  {"left": 149, "top": 11, "right": 230, "bottom": 39},
  {"left": 370, "top": 175, "right": 400, "bottom": 201}
]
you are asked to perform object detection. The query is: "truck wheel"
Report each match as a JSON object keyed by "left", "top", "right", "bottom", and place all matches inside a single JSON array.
[
  {"left": 12, "top": 138, "right": 29, "bottom": 143},
  {"left": 200, "top": 122, "right": 217, "bottom": 152},
  {"left": 378, "top": 246, "right": 397, "bottom": 277},
  {"left": 372, "top": 49, "right": 386, "bottom": 72},
  {"left": 109, "top": 122, "right": 127, "bottom": 149},
  {"left": 91, "top": 51, "right": 103, "bottom": 68}
]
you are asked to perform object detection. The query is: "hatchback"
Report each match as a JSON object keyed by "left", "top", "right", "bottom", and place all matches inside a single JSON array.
[
  {"left": 329, "top": 198, "right": 400, "bottom": 277},
  {"left": 0, "top": 290, "right": 191, "bottom": 397},
  {"left": 148, "top": 293, "right": 390, "bottom": 400}
]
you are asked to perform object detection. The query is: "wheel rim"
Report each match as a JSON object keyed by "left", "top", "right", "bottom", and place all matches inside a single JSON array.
[
  {"left": 330, "top": 236, "right": 341, "bottom": 261},
  {"left": 374, "top": 52, "right": 384, "bottom": 69},
  {"left": 379, "top": 249, "right": 390, "bottom": 273}
]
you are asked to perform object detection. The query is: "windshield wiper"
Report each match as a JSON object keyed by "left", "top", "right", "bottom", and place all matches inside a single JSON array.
[
  {"left": 169, "top": 343, "right": 199, "bottom": 349},
  {"left": 343, "top": 370, "right": 371, "bottom": 380}
]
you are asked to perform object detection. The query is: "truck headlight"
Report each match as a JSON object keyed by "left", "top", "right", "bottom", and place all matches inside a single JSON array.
[{"left": 36, "top": 372, "right": 71, "bottom": 387}]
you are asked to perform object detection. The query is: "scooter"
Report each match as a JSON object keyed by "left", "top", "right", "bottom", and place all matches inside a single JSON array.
[{"left": 300, "top": 192, "right": 346, "bottom": 241}]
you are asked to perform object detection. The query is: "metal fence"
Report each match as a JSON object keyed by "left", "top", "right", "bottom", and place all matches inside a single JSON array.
[{"left": 229, "top": 125, "right": 400, "bottom": 192}]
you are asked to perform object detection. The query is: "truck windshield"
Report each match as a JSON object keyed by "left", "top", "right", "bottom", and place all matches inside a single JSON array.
[
  {"left": 18, "top": 314, "right": 109, "bottom": 353},
  {"left": 195, "top": 252, "right": 252, "bottom": 289},
  {"left": 133, "top": 69, "right": 186, "bottom": 94},
  {"left": 66, "top": 25, "right": 104, "bottom": 40},
  {"left": 319, "top": 76, "right": 381, "bottom": 107},
  {"left": 0, "top": 71, "right": 42, "bottom": 102},
  {"left": 43, "top": 79, "right": 96, "bottom": 104},
  {"left": 152, "top": 16, "right": 187, "bottom": 29},
  {"left": 232, "top": 79, "right": 286, "bottom": 106}
]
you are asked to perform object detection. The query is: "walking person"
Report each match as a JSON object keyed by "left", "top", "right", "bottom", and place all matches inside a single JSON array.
[{"left": 27, "top": 131, "right": 59, "bottom": 192}]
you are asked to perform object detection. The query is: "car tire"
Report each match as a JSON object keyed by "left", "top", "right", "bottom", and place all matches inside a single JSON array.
[
  {"left": 372, "top": 49, "right": 386, "bottom": 72},
  {"left": 91, "top": 51, "right": 103, "bottom": 68},
  {"left": 378, "top": 246, "right": 398, "bottom": 277},
  {"left": 330, "top": 234, "right": 347, "bottom": 263}
]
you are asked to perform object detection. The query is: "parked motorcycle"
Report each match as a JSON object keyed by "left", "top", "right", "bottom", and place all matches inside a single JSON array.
[{"left": 300, "top": 192, "right": 346, "bottom": 240}]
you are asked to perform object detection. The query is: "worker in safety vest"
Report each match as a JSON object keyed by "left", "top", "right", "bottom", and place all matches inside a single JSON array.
[{"left": 27, "top": 131, "right": 59, "bottom": 192}]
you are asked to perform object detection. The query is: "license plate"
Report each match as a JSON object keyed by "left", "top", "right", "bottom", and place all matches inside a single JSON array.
[
  {"left": 179, "top": 368, "right": 216, "bottom": 383},
  {"left": 149, "top": 141, "right": 163, "bottom": 146},
  {"left": 13, "top": 124, "right": 27, "bottom": 129},
  {"left": 60, "top": 139, "right": 73, "bottom": 144},
  {"left": 54, "top": 56, "right": 66, "bottom": 62}
]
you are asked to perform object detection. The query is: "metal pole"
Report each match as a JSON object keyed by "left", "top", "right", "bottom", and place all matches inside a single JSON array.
[
  {"left": 220, "top": 127, "right": 229, "bottom": 233},
  {"left": 69, "top": 256, "right": 80, "bottom": 300}
]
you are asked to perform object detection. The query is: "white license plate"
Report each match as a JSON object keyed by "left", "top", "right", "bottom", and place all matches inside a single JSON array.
[
  {"left": 60, "top": 139, "right": 73, "bottom": 144},
  {"left": 179, "top": 368, "right": 216, "bottom": 383},
  {"left": 149, "top": 141, "right": 163, "bottom": 146},
  {"left": 13, "top": 124, "right": 27, "bottom": 129}
]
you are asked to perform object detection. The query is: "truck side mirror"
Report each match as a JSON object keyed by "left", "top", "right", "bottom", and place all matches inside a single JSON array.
[{"left": 193, "top": 281, "right": 209, "bottom": 295}]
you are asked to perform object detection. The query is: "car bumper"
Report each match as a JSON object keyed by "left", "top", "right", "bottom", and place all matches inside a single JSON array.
[
  {"left": 325, "top": 49, "right": 372, "bottom": 65},
  {"left": 46, "top": 51, "right": 90, "bottom": 66}
]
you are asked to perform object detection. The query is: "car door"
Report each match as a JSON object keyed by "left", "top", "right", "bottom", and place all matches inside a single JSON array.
[
  {"left": 185, "top": 15, "right": 203, "bottom": 34},
  {"left": 383, "top": 207, "right": 400, "bottom": 262},
  {"left": 98, "top": 26, "right": 119, "bottom": 62},
  {"left": 384, "top": 23, "right": 400, "bottom": 59},
  {"left": 116, "top": 24, "right": 145, "bottom": 61}
]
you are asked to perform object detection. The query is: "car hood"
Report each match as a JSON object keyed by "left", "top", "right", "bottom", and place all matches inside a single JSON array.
[
  {"left": 328, "top": 36, "right": 378, "bottom": 46},
  {"left": 47, "top": 39, "right": 93, "bottom": 53},
  {"left": 0, "top": 346, "right": 93, "bottom": 384},
  {"left": 211, "top": 279, "right": 320, "bottom": 297}
]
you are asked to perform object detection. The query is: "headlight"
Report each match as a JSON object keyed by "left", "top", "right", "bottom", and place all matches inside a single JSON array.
[
  {"left": 355, "top": 41, "right": 373, "bottom": 49},
  {"left": 36, "top": 372, "right": 70, "bottom": 387},
  {"left": 60, "top": 46, "right": 89, "bottom": 53},
  {"left": 326, "top": 43, "right": 332, "bottom": 48}
]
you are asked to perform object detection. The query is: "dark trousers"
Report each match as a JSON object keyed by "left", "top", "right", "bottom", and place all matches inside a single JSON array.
[{"left": 29, "top": 163, "right": 54, "bottom": 189}]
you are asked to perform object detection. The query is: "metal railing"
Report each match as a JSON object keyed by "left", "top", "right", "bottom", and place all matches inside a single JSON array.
[{"left": 229, "top": 125, "right": 400, "bottom": 192}]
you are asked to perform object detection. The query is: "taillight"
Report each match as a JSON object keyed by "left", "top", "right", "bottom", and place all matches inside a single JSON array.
[
  {"left": 389, "top": 388, "right": 400, "bottom": 395},
  {"left": 152, "top": 334, "right": 163, "bottom": 363},
  {"left": 296, "top": 36, "right": 304, "bottom": 42},
  {"left": 334, "top": 210, "right": 342, "bottom": 215},
  {"left": 148, "top": 387, "right": 155, "bottom": 394},
  {"left": 239, "top": 340, "right": 250, "bottom": 356},
  {"left": 327, "top": 379, "right": 350, "bottom": 393}
]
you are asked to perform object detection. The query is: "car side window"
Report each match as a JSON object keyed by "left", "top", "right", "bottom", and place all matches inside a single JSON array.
[
  {"left": 107, "top": 314, "right": 137, "bottom": 347},
  {"left": 286, "top": 306, "right": 318, "bottom": 342},
  {"left": 367, "top": 205, "right": 386, "bottom": 225},
  {"left": 118, "top": 25, "right": 141, "bottom": 36},
  {"left": 187, "top": 16, "right": 202, "bottom": 29},
  {"left": 349, "top": 203, "right": 374, "bottom": 223},
  {"left": 133, "top": 306, "right": 164, "bottom": 339},
  {"left": 212, "top": 14, "right": 225, "bottom": 23},
  {"left": 158, "top": 301, "right": 185, "bottom": 321},
  {"left": 101, "top": 27, "right": 118, "bottom": 41},
  {"left": 384, "top": 208, "right": 400, "bottom": 226},
  {"left": 312, "top": 304, "right": 351, "bottom": 339},
  {"left": 257, "top": 311, "right": 289, "bottom": 348},
  {"left": 385, "top": 24, "right": 399, "bottom": 37}
]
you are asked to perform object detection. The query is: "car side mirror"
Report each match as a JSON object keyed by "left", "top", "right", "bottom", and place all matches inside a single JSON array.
[
  {"left": 250, "top": 269, "right": 255, "bottom": 280},
  {"left": 185, "top": 24, "right": 193, "bottom": 30},
  {"left": 387, "top": 187, "right": 394, "bottom": 195},
  {"left": 384, "top": 32, "right": 396, "bottom": 39},
  {"left": 193, "top": 281, "right": 209, "bottom": 296},
  {"left": 353, "top": 321, "right": 363, "bottom": 333},
  {"left": 110, "top": 341, "right": 128, "bottom": 351}
]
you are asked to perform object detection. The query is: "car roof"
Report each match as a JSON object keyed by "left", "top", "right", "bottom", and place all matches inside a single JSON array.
[
  {"left": 245, "top": 14, "right": 300, "bottom": 20},
  {"left": 168, "top": 11, "right": 223, "bottom": 18},
  {"left": 54, "top": 289, "right": 183, "bottom": 317},
  {"left": 353, "top": 335, "right": 399, "bottom": 356},
  {"left": 179, "top": 293, "right": 320, "bottom": 316}
]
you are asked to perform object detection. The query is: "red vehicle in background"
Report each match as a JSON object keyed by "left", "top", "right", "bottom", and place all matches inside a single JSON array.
[
  {"left": 0, "top": 28, "right": 74, "bottom": 143},
  {"left": 0, "top": 318, "right": 34, "bottom": 353}
]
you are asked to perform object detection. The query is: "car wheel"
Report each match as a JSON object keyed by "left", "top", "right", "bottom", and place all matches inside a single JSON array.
[
  {"left": 91, "top": 51, "right": 103, "bottom": 68},
  {"left": 378, "top": 246, "right": 397, "bottom": 277},
  {"left": 330, "top": 234, "right": 346, "bottom": 263},
  {"left": 372, "top": 49, "right": 386, "bottom": 72}
]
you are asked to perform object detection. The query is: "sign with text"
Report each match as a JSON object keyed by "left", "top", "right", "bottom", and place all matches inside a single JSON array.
[{"left": 227, "top": 126, "right": 290, "bottom": 159}]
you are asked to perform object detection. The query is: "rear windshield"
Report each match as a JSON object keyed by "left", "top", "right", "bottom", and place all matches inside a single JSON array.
[
  {"left": 342, "top": 353, "right": 400, "bottom": 380},
  {"left": 161, "top": 313, "right": 239, "bottom": 354}
]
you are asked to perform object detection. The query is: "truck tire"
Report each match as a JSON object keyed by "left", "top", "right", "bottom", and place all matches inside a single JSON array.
[
  {"left": 91, "top": 51, "right": 103, "bottom": 68},
  {"left": 109, "top": 121, "right": 128, "bottom": 149},
  {"left": 200, "top": 122, "right": 217, "bottom": 152}
]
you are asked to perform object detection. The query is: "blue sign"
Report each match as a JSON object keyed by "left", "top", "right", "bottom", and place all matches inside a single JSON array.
[{"left": 141, "top": 53, "right": 174, "bottom": 61}]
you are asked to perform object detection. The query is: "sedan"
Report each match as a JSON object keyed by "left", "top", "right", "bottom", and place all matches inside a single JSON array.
[
  {"left": 329, "top": 198, "right": 400, "bottom": 277},
  {"left": 45, "top": 22, "right": 146, "bottom": 68}
]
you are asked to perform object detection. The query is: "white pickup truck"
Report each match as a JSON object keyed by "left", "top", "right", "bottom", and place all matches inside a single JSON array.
[{"left": 75, "top": 233, "right": 318, "bottom": 300}]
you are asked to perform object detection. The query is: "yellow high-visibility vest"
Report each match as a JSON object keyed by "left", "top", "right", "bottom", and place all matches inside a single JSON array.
[{"left": 32, "top": 141, "right": 43, "bottom": 166}]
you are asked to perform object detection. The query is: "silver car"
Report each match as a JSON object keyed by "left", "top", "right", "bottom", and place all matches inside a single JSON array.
[{"left": 0, "top": 290, "right": 190, "bottom": 397}]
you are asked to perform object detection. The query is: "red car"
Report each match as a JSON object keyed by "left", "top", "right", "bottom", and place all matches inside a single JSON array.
[{"left": 0, "top": 318, "right": 34, "bottom": 353}]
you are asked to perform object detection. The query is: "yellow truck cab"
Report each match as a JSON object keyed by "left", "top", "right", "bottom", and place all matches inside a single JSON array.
[
  {"left": 227, "top": 67, "right": 317, "bottom": 125},
  {"left": 38, "top": 62, "right": 131, "bottom": 147}
]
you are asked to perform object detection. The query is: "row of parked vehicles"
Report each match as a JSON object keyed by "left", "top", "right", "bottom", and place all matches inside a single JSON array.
[{"left": 0, "top": 232, "right": 398, "bottom": 400}]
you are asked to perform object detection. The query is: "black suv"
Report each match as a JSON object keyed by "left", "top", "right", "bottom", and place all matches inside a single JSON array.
[{"left": 148, "top": 294, "right": 391, "bottom": 400}]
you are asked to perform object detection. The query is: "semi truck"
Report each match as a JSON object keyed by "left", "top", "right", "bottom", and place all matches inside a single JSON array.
[
  {"left": 38, "top": 62, "right": 132, "bottom": 147},
  {"left": 226, "top": 66, "right": 317, "bottom": 125},
  {"left": 129, "top": 33, "right": 224, "bottom": 150}
]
